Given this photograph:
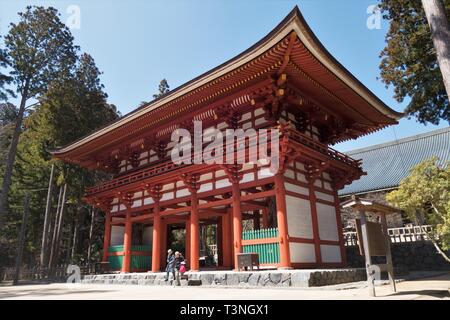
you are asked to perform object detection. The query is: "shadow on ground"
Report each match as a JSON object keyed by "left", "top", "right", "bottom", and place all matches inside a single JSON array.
[
  {"left": 386, "top": 289, "right": 450, "bottom": 299},
  {"left": 0, "top": 287, "right": 112, "bottom": 299}
]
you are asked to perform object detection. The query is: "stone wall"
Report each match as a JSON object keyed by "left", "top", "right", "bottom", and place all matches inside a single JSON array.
[
  {"left": 82, "top": 269, "right": 367, "bottom": 287},
  {"left": 340, "top": 191, "right": 406, "bottom": 228},
  {"left": 346, "top": 241, "right": 450, "bottom": 271}
]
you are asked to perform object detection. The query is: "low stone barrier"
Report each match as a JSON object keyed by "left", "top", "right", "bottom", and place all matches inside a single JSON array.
[
  {"left": 346, "top": 240, "right": 450, "bottom": 272},
  {"left": 82, "top": 268, "right": 366, "bottom": 288}
]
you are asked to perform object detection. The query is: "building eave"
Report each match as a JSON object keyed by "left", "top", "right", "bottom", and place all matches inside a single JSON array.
[{"left": 53, "top": 6, "right": 401, "bottom": 158}]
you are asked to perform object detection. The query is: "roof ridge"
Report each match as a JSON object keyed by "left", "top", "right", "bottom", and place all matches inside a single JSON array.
[{"left": 346, "top": 126, "right": 450, "bottom": 155}]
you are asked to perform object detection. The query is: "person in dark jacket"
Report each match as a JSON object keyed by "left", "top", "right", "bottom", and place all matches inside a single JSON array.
[
  {"left": 164, "top": 249, "right": 175, "bottom": 281},
  {"left": 173, "top": 251, "right": 185, "bottom": 286}
]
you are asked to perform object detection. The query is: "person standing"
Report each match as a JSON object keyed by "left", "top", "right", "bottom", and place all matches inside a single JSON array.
[
  {"left": 164, "top": 249, "right": 175, "bottom": 281},
  {"left": 173, "top": 251, "right": 185, "bottom": 286}
]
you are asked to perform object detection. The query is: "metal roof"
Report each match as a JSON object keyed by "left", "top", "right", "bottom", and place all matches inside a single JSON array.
[{"left": 339, "top": 127, "right": 450, "bottom": 196}]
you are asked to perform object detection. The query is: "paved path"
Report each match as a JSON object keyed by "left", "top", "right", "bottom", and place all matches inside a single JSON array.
[{"left": 0, "top": 272, "right": 449, "bottom": 300}]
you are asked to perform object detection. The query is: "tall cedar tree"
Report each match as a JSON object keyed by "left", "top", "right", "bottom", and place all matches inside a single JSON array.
[
  {"left": 2, "top": 53, "right": 119, "bottom": 265},
  {"left": 378, "top": 0, "right": 450, "bottom": 124},
  {"left": 0, "top": 6, "right": 78, "bottom": 228}
]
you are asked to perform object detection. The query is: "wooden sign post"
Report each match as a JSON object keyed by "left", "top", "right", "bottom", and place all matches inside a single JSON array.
[{"left": 342, "top": 197, "right": 398, "bottom": 297}]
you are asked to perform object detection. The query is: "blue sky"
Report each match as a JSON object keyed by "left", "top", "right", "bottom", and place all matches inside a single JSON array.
[{"left": 0, "top": 0, "right": 448, "bottom": 152}]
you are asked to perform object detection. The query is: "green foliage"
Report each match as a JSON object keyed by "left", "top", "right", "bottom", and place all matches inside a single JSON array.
[
  {"left": 0, "top": 45, "right": 13, "bottom": 101},
  {"left": 152, "top": 78, "right": 170, "bottom": 99},
  {"left": 378, "top": 0, "right": 450, "bottom": 124},
  {"left": 386, "top": 157, "right": 450, "bottom": 249},
  {"left": 4, "top": 6, "right": 78, "bottom": 98},
  {"left": 0, "top": 103, "right": 18, "bottom": 126}
]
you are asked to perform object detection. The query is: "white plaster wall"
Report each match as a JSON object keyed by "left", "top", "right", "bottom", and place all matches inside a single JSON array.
[
  {"left": 285, "top": 195, "right": 313, "bottom": 239},
  {"left": 285, "top": 182, "right": 309, "bottom": 196},
  {"left": 289, "top": 243, "right": 316, "bottom": 263},
  {"left": 316, "top": 203, "right": 339, "bottom": 241}
]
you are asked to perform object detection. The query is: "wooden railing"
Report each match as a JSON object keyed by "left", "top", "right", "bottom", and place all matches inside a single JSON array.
[
  {"left": 86, "top": 126, "right": 361, "bottom": 197},
  {"left": 283, "top": 128, "right": 362, "bottom": 169},
  {"left": 344, "top": 225, "right": 435, "bottom": 246},
  {"left": 1, "top": 264, "right": 100, "bottom": 282},
  {"left": 242, "top": 228, "right": 280, "bottom": 264}
]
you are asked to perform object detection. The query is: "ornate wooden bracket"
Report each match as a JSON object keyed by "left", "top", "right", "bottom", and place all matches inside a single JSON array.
[
  {"left": 221, "top": 164, "right": 243, "bottom": 184},
  {"left": 331, "top": 169, "right": 364, "bottom": 190},
  {"left": 144, "top": 183, "right": 163, "bottom": 202},
  {"left": 116, "top": 191, "right": 134, "bottom": 209},
  {"left": 216, "top": 106, "right": 241, "bottom": 129},
  {"left": 180, "top": 173, "right": 200, "bottom": 193},
  {"left": 305, "top": 161, "right": 330, "bottom": 183},
  {"left": 128, "top": 151, "right": 140, "bottom": 168},
  {"left": 86, "top": 197, "right": 112, "bottom": 213}
]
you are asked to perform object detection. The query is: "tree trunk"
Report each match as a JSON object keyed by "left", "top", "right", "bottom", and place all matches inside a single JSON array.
[
  {"left": 420, "top": 225, "right": 450, "bottom": 263},
  {"left": 40, "top": 164, "right": 55, "bottom": 267},
  {"left": 87, "top": 207, "right": 95, "bottom": 262},
  {"left": 13, "top": 193, "right": 30, "bottom": 285},
  {"left": 48, "top": 186, "right": 63, "bottom": 272},
  {"left": 0, "top": 83, "right": 29, "bottom": 228},
  {"left": 53, "top": 184, "right": 67, "bottom": 268},
  {"left": 422, "top": 0, "right": 450, "bottom": 97}
]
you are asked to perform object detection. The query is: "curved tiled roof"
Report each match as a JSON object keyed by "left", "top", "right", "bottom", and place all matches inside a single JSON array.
[{"left": 339, "top": 127, "right": 450, "bottom": 196}]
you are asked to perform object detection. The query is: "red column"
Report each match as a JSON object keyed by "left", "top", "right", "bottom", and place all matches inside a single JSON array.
[
  {"left": 309, "top": 183, "right": 322, "bottom": 266},
  {"left": 102, "top": 211, "right": 111, "bottom": 262},
  {"left": 151, "top": 202, "right": 161, "bottom": 272},
  {"left": 122, "top": 209, "right": 132, "bottom": 273},
  {"left": 190, "top": 192, "right": 200, "bottom": 271},
  {"left": 222, "top": 211, "right": 232, "bottom": 268},
  {"left": 232, "top": 183, "right": 242, "bottom": 270},
  {"left": 185, "top": 219, "right": 191, "bottom": 268},
  {"left": 274, "top": 173, "right": 291, "bottom": 269}
]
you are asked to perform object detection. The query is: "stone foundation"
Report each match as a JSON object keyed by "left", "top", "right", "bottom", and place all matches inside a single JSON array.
[{"left": 82, "top": 269, "right": 367, "bottom": 288}]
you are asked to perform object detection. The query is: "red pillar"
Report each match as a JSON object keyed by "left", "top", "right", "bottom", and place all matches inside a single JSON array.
[
  {"left": 222, "top": 211, "right": 232, "bottom": 268},
  {"left": 308, "top": 183, "right": 322, "bottom": 266},
  {"left": 274, "top": 173, "right": 291, "bottom": 269},
  {"left": 190, "top": 192, "right": 200, "bottom": 271},
  {"left": 102, "top": 211, "right": 111, "bottom": 262},
  {"left": 122, "top": 209, "right": 132, "bottom": 273},
  {"left": 232, "top": 183, "right": 242, "bottom": 270},
  {"left": 185, "top": 219, "right": 191, "bottom": 268},
  {"left": 151, "top": 202, "right": 161, "bottom": 272}
]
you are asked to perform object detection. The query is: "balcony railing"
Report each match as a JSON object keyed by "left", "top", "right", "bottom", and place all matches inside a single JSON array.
[
  {"left": 343, "top": 225, "right": 435, "bottom": 246},
  {"left": 283, "top": 128, "right": 361, "bottom": 169},
  {"left": 86, "top": 126, "right": 361, "bottom": 197}
]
